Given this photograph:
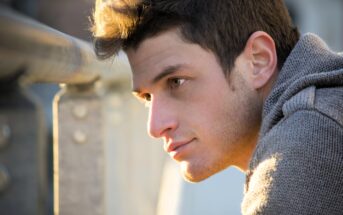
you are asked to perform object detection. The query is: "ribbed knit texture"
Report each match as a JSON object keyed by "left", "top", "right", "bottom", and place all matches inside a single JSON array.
[{"left": 241, "top": 34, "right": 343, "bottom": 215}]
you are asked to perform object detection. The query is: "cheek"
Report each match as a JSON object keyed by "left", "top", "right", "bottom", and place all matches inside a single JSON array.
[{"left": 194, "top": 98, "right": 235, "bottom": 142}]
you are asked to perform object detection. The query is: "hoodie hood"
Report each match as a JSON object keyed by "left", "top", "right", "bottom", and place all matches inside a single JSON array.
[{"left": 260, "top": 33, "right": 343, "bottom": 136}]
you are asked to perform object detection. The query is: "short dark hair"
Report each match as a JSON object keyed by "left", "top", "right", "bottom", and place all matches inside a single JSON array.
[{"left": 92, "top": 0, "right": 299, "bottom": 72}]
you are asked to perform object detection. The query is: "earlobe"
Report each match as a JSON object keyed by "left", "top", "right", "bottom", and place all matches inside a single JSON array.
[{"left": 244, "top": 31, "right": 278, "bottom": 90}]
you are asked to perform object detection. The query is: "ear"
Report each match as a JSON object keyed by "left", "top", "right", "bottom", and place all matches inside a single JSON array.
[{"left": 243, "top": 31, "right": 278, "bottom": 90}]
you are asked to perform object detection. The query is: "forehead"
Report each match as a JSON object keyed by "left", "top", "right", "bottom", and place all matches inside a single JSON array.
[
  {"left": 127, "top": 30, "right": 188, "bottom": 71},
  {"left": 126, "top": 29, "right": 218, "bottom": 88}
]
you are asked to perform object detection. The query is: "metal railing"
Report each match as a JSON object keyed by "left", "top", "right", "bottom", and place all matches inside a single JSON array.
[
  {"left": 0, "top": 4, "right": 168, "bottom": 215},
  {"left": 0, "top": 6, "right": 129, "bottom": 85},
  {"left": 0, "top": 5, "right": 163, "bottom": 215}
]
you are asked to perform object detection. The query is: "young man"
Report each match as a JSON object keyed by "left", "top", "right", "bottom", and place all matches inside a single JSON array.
[{"left": 92, "top": 0, "right": 343, "bottom": 214}]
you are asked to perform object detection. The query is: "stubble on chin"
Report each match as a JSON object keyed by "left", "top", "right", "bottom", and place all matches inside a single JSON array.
[{"left": 179, "top": 157, "right": 228, "bottom": 183}]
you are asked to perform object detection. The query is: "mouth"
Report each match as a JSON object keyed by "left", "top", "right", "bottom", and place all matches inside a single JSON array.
[{"left": 165, "top": 139, "right": 194, "bottom": 160}]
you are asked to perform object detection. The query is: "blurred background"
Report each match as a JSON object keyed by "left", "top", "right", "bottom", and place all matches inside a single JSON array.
[{"left": 0, "top": 0, "right": 342, "bottom": 215}]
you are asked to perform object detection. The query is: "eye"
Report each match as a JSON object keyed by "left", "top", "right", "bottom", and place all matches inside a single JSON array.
[
  {"left": 168, "top": 78, "right": 186, "bottom": 89},
  {"left": 142, "top": 93, "right": 151, "bottom": 102},
  {"left": 132, "top": 91, "right": 151, "bottom": 107},
  {"left": 136, "top": 93, "right": 151, "bottom": 107}
]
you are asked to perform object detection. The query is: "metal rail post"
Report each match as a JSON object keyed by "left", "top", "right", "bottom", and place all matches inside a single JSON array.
[
  {"left": 53, "top": 83, "right": 105, "bottom": 215},
  {"left": 0, "top": 75, "right": 48, "bottom": 214}
]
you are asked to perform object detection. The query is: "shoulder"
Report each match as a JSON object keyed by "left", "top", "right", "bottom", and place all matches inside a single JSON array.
[
  {"left": 314, "top": 87, "right": 343, "bottom": 126},
  {"left": 282, "top": 85, "right": 343, "bottom": 126},
  {"left": 243, "top": 87, "right": 343, "bottom": 215},
  {"left": 254, "top": 86, "right": 343, "bottom": 164}
]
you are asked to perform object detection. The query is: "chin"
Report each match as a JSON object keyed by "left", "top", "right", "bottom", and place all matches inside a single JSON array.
[
  {"left": 182, "top": 173, "right": 209, "bottom": 183},
  {"left": 179, "top": 161, "right": 214, "bottom": 183}
]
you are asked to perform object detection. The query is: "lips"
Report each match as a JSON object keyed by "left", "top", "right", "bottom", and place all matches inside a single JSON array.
[{"left": 165, "top": 139, "right": 194, "bottom": 153}]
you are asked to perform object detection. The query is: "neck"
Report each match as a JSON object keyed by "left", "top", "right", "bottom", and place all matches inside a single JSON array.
[
  {"left": 235, "top": 124, "right": 261, "bottom": 172},
  {"left": 261, "top": 69, "right": 279, "bottom": 102}
]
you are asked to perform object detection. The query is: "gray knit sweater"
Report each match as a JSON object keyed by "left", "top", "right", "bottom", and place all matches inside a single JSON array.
[{"left": 241, "top": 34, "right": 343, "bottom": 214}]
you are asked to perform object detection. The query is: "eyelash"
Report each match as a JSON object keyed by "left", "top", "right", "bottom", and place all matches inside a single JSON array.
[
  {"left": 167, "top": 77, "right": 186, "bottom": 90},
  {"left": 139, "top": 77, "right": 186, "bottom": 105},
  {"left": 137, "top": 94, "right": 151, "bottom": 108},
  {"left": 141, "top": 93, "right": 151, "bottom": 102}
]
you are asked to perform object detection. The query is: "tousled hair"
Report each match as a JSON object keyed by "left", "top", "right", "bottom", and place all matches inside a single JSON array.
[{"left": 92, "top": 0, "right": 299, "bottom": 72}]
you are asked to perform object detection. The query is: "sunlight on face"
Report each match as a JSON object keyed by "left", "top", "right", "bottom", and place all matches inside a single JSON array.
[{"left": 127, "top": 29, "right": 261, "bottom": 182}]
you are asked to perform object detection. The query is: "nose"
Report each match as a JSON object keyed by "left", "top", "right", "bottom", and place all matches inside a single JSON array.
[{"left": 147, "top": 96, "right": 178, "bottom": 138}]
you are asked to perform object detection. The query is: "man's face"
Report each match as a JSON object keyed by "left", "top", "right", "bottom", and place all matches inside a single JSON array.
[{"left": 127, "top": 29, "right": 261, "bottom": 182}]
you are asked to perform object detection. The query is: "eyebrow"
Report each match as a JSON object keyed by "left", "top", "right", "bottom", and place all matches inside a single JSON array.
[
  {"left": 152, "top": 64, "right": 183, "bottom": 84},
  {"left": 132, "top": 64, "right": 184, "bottom": 94}
]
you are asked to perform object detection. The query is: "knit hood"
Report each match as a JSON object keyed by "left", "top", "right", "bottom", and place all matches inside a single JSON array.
[
  {"left": 260, "top": 33, "right": 343, "bottom": 137},
  {"left": 243, "top": 34, "right": 343, "bottom": 215}
]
